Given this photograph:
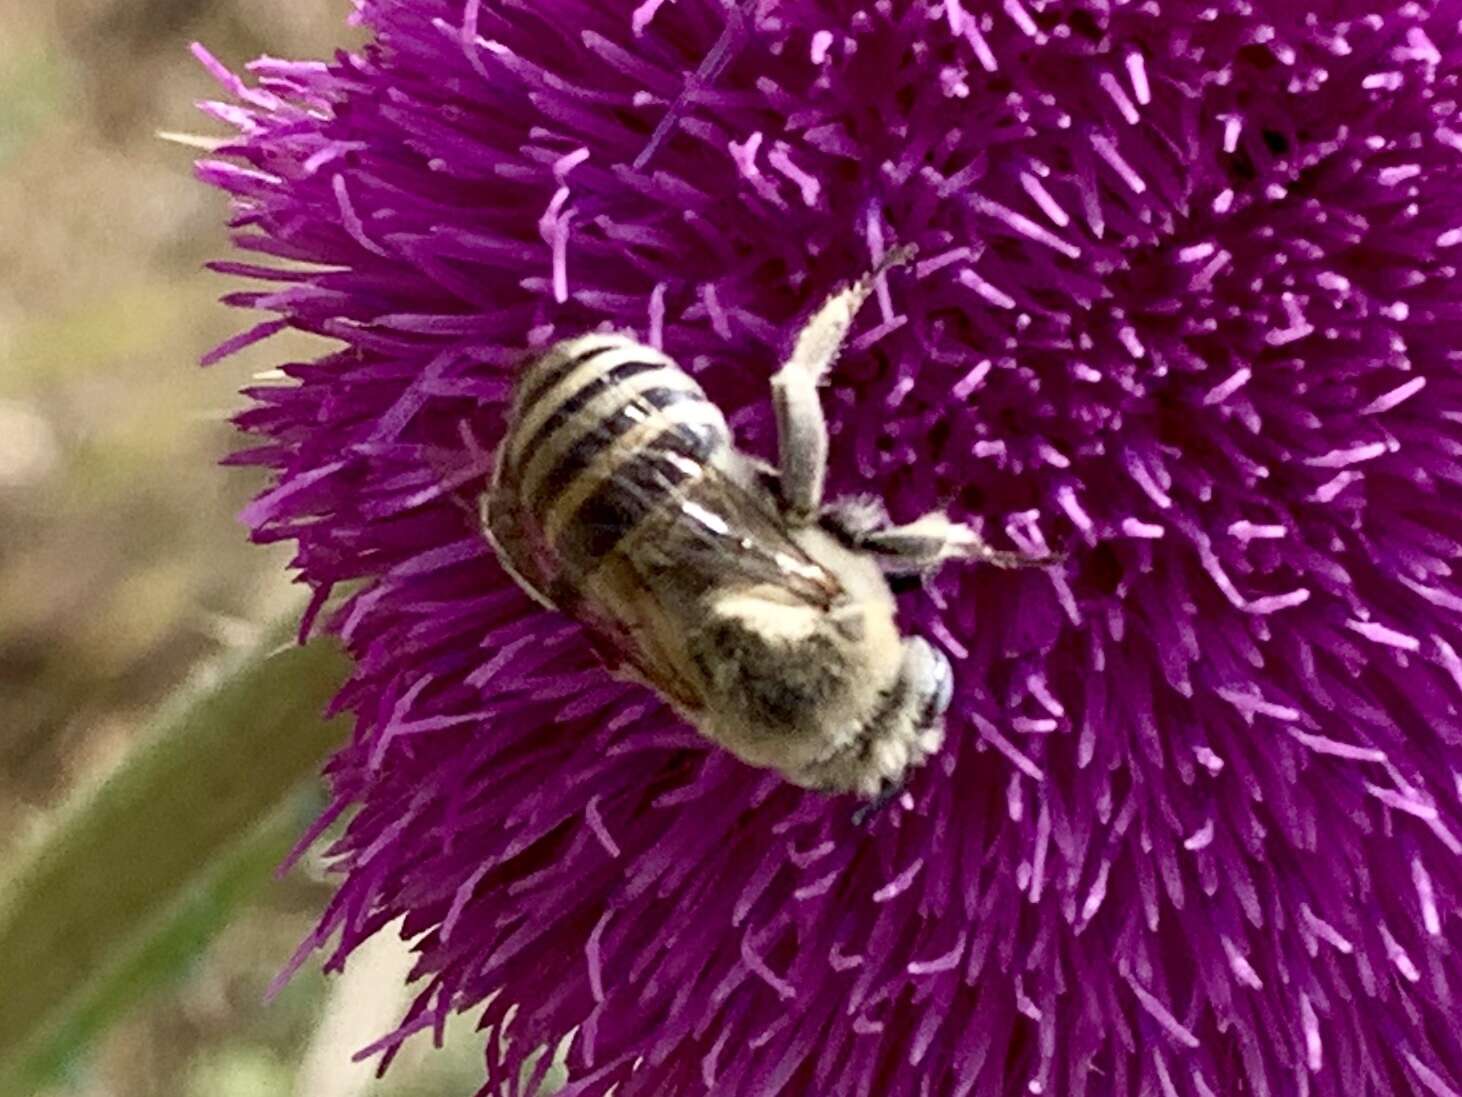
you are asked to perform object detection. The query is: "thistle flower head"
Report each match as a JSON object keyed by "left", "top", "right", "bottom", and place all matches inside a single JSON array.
[{"left": 201, "top": 1, "right": 1462, "bottom": 1094}]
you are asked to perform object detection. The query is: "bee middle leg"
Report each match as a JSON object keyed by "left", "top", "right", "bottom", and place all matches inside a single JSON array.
[
  {"left": 770, "top": 245, "right": 917, "bottom": 525},
  {"left": 827, "top": 506, "right": 1062, "bottom": 572}
]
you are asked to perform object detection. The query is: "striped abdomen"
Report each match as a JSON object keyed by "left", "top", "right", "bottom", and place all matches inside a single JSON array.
[{"left": 498, "top": 333, "right": 732, "bottom": 576}]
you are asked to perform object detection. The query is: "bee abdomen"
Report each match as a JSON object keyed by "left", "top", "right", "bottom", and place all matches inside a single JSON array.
[{"left": 502, "top": 334, "right": 731, "bottom": 572}]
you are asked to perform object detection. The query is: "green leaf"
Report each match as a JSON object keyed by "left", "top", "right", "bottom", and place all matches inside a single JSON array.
[{"left": 0, "top": 612, "right": 350, "bottom": 1091}]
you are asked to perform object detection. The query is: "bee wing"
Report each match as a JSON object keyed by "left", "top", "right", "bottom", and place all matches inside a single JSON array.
[
  {"left": 560, "top": 382, "right": 842, "bottom": 608},
  {"left": 488, "top": 439, "right": 712, "bottom": 713},
  {"left": 487, "top": 480, "right": 705, "bottom": 710},
  {"left": 585, "top": 555, "right": 711, "bottom": 713},
  {"left": 635, "top": 458, "right": 844, "bottom": 609}
]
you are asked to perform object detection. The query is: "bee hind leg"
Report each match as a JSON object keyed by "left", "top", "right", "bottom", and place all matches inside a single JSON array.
[
  {"left": 770, "top": 245, "right": 917, "bottom": 525},
  {"left": 480, "top": 488, "right": 564, "bottom": 611}
]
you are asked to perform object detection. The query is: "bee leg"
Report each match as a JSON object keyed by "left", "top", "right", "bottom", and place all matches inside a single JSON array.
[
  {"left": 817, "top": 493, "right": 889, "bottom": 547},
  {"left": 771, "top": 245, "right": 917, "bottom": 524},
  {"left": 480, "top": 487, "right": 564, "bottom": 611},
  {"left": 857, "top": 512, "right": 1064, "bottom": 572},
  {"left": 851, "top": 780, "right": 903, "bottom": 826}
]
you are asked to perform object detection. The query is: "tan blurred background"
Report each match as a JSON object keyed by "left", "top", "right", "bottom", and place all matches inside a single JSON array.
[{"left": 0, "top": 3, "right": 492, "bottom": 1094}]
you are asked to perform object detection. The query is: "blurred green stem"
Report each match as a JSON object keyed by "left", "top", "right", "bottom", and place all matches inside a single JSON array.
[{"left": 0, "top": 611, "right": 349, "bottom": 1090}]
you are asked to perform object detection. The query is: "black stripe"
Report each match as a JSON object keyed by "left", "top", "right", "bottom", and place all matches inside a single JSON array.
[
  {"left": 528, "top": 388, "right": 725, "bottom": 512},
  {"left": 516, "top": 358, "right": 665, "bottom": 465},
  {"left": 517, "top": 342, "right": 619, "bottom": 413},
  {"left": 555, "top": 430, "right": 708, "bottom": 568}
]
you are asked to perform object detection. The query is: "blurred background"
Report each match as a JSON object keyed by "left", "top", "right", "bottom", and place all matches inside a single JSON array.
[{"left": 0, "top": 3, "right": 498, "bottom": 1094}]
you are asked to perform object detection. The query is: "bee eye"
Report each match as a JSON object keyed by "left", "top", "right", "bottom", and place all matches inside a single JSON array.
[
  {"left": 906, "top": 637, "right": 953, "bottom": 725},
  {"left": 928, "top": 648, "right": 954, "bottom": 718},
  {"left": 912, "top": 641, "right": 953, "bottom": 724}
]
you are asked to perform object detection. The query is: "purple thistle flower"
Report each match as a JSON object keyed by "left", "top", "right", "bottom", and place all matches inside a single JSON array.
[{"left": 198, "top": 1, "right": 1462, "bottom": 1094}]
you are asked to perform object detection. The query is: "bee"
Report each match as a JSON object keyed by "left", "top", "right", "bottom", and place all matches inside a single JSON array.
[{"left": 483, "top": 246, "right": 1057, "bottom": 804}]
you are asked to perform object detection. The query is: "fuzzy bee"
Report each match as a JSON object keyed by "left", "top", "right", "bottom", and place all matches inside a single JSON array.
[{"left": 483, "top": 247, "right": 1056, "bottom": 803}]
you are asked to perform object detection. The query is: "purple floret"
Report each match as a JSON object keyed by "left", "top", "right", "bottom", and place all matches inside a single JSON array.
[{"left": 199, "top": 2, "right": 1462, "bottom": 1094}]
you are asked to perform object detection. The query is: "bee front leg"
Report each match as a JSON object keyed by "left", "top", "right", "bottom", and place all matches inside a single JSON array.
[
  {"left": 851, "top": 781, "right": 903, "bottom": 826},
  {"left": 856, "top": 512, "right": 1063, "bottom": 572},
  {"left": 771, "top": 245, "right": 916, "bottom": 525}
]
